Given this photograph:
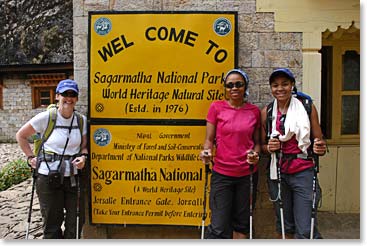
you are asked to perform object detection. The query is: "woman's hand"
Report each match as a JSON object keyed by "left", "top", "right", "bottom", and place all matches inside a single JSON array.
[
  {"left": 72, "top": 156, "right": 86, "bottom": 169},
  {"left": 313, "top": 138, "right": 327, "bottom": 156},
  {"left": 200, "top": 149, "right": 212, "bottom": 165},
  {"left": 267, "top": 138, "right": 281, "bottom": 153},
  {"left": 27, "top": 156, "right": 37, "bottom": 169},
  {"left": 246, "top": 150, "right": 259, "bottom": 165}
]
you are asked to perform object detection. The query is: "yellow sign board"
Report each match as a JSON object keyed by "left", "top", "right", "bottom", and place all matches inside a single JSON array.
[
  {"left": 90, "top": 125, "right": 210, "bottom": 225},
  {"left": 89, "top": 12, "right": 236, "bottom": 226},
  {"left": 89, "top": 12, "right": 236, "bottom": 119}
]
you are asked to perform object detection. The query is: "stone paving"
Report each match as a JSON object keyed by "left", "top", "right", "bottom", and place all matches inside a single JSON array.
[
  {"left": 0, "top": 144, "right": 360, "bottom": 240},
  {"left": 0, "top": 178, "right": 43, "bottom": 239},
  {"left": 0, "top": 143, "right": 43, "bottom": 239}
]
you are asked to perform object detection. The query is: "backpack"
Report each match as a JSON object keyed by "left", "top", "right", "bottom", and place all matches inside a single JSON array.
[
  {"left": 32, "top": 104, "right": 84, "bottom": 157},
  {"left": 266, "top": 91, "right": 313, "bottom": 141}
]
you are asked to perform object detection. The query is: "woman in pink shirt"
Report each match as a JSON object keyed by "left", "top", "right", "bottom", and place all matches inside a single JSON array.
[{"left": 200, "top": 68, "right": 261, "bottom": 239}]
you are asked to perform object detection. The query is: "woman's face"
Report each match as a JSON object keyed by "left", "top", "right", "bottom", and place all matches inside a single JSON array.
[
  {"left": 270, "top": 76, "right": 294, "bottom": 102},
  {"left": 224, "top": 73, "right": 246, "bottom": 101},
  {"left": 56, "top": 90, "right": 78, "bottom": 110}
]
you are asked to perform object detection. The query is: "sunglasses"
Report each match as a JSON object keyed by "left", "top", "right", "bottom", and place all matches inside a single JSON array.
[
  {"left": 60, "top": 91, "right": 78, "bottom": 98},
  {"left": 225, "top": 81, "right": 245, "bottom": 89}
]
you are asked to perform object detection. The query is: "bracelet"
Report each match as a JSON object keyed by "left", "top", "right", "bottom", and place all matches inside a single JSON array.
[{"left": 27, "top": 155, "right": 35, "bottom": 167}]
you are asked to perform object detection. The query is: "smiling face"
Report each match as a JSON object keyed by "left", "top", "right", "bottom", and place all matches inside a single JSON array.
[
  {"left": 270, "top": 75, "right": 294, "bottom": 103},
  {"left": 56, "top": 90, "right": 78, "bottom": 111},
  {"left": 224, "top": 73, "right": 246, "bottom": 101}
]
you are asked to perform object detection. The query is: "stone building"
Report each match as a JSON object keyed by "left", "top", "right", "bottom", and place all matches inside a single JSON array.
[
  {"left": 0, "top": 0, "right": 76, "bottom": 142},
  {"left": 0, "top": 0, "right": 360, "bottom": 239}
]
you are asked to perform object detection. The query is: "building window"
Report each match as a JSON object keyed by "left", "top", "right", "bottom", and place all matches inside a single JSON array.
[
  {"left": 321, "top": 23, "right": 360, "bottom": 145},
  {"left": 29, "top": 73, "right": 66, "bottom": 108}
]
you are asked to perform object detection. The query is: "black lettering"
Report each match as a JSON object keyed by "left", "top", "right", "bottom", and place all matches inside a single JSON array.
[
  {"left": 184, "top": 31, "right": 198, "bottom": 47},
  {"left": 145, "top": 26, "right": 156, "bottom": 41},
  {"left": 98, "top": 43, "right": 114, "bottom": 62}
]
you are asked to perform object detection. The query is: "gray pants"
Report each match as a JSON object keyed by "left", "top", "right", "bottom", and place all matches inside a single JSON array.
[
  {"left": 206, "top": 170, "right": 258, "bottom": 239},
  {"left": 36, "top": 174, "right": 84, "bottom": 239},
  {"left": 267, "top": 167, "right": 322, "bottom": 239}
]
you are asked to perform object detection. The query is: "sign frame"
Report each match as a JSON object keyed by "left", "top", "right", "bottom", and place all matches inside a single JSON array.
[{"left": 87, "top": 10, "right": 238, "bottom": 227}]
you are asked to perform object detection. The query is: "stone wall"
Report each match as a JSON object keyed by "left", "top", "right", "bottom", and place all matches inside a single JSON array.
[
  {"left": 1, "top": 76, "right": 37, "bottom": 142},
  {"left": 0, "top": 75, "right": 87, "bottom": 143}
]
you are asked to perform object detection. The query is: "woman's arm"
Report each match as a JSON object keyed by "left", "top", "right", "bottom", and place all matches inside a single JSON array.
[
  {"left": 16, "top": 122, "right": 37, "bottom": 168},
  {"left": 72, "top": 134, "right": 88, "bottom": 169},
  {"left": 200, "top": 122, "right": 216, "bottom": 164}
]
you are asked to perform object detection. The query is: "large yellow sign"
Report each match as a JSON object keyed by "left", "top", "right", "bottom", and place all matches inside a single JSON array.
[
  {"left": 89, "top": 12, "right": 236, "bottom": 226},
  {"left": 89, "top": 12, "right": 236, "bottom": 119},
  {"left": 90, "top": 125, "right": 210, "bottom": 225}
]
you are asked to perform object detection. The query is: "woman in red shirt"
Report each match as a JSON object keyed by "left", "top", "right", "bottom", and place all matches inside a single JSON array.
[
  {"left": 200, "top": 68, "right": 261, "bottom": 239},
  {"left": 260, "top": 68, "right": 327, "bottom": 239}
]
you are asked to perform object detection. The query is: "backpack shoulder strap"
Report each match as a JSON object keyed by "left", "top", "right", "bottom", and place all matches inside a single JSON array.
[
  {"left": 73, "top": 111, "right": 84, "bottom": 138},
  {"left": 34, "top": 106, "right": 57, "bottom": 157},
  {"left": 296, "top": 92, "right": 313, "bottom": 118},
  {"left": 266, "top": 100, "right": 275, "bottom": 140},
  {"left": 43, "top": 107, "right": 58, "bottom": 143}
]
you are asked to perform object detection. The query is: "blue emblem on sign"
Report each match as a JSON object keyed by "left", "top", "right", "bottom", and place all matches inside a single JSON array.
[
  {"left": 213, "top": 18, "right": 232, "bottom": 36},
  {"left": 94, "top": 17, "right": 112, "bottom": 36},
  {"left": 93, "top": 128, "right": 111, "bottom": 146}
]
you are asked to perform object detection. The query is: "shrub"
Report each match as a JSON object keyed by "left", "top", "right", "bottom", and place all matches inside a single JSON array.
[{"left": 0, "top": 159, "right": 32, "bottom": 191}]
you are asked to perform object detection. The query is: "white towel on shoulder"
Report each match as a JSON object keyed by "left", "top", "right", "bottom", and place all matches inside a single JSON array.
[{"left": 269, "top": 96, "right": 311, "bottom": 180}]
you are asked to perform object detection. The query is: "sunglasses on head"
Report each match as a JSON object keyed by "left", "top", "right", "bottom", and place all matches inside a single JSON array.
[
  {"left": 225, "top": 81, "right": 245, "bottom": 89},
  {"left": 60, "top": 91, "right": 78, "bottom": 98}
]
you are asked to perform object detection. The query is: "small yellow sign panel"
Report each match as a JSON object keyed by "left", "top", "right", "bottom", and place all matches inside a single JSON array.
[
  {"left": 90, "top": 125, "right": 210, "bottom": 225},
  {"left": 89, "top": 12, "right": 236, "bottom": 119}
]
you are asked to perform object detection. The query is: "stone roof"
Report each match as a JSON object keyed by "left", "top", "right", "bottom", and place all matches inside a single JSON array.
[{"left": 0, "top": 0, "right": 73, "bottom": 65}]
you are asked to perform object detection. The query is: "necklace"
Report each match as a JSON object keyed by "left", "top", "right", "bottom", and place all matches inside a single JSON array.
[
  {"left": 278, "top": 97, "right": 291, "bottom": 114},
  {"left": 278, "top": 105, "right": 288, "bottom": 114}
]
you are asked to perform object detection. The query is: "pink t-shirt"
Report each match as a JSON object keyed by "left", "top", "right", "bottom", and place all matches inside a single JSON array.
[
  {"left": 206, "top": 100, "right": 260, "bottom": 177},
  {"left": 275, "top": 110, "right": 314, "bottom": 174}
]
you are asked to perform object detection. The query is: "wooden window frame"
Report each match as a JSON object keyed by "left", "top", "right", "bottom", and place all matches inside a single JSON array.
[
  {"left": 322, "top": 26, "right": 360, "bottom": 145},
  {"left": 29, "top": 73, "right": 66, "bottom": 109}
]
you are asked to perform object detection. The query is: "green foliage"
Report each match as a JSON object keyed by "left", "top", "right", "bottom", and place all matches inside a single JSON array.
[{"left": 0, "top": 159, "right": 32, "bottom": 191}]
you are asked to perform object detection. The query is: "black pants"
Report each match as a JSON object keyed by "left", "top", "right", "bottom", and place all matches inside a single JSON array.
[
  {"left": 36, "top": 174, "right": 85, "bottom": 239},
  {"left": 206, "top": 170, "right": 258, "bottom": 239}
]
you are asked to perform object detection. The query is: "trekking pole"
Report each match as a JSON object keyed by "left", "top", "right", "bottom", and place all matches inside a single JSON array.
[
  {"left": 274, "top": 136, "right": 285, "bottom": 239},
  {"left": 76, "top": 175, "right": 80, "bottom": 239},
  {"left": 278, "top": 162, "right": 285, "bottom": 239},
  {"left": 249, "top": 163, "right": 254, "bottom": 240},
  {"left": 201, "top": 151, "right": 211, "bottom": 239},
  {"left": 310, "top": 154, "right": 319, "bottom": 239},
  {"left": 25, "top": 168, "right": 36, "bottom": 239}
]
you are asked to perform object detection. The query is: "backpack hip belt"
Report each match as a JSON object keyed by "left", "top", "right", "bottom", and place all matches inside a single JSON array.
[
  {"left": 281, "top": 152, "right": 313, "bottom": 161},
  {"left": 39, "top": 153, "right": 76, "bottom": 162}
]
